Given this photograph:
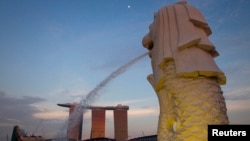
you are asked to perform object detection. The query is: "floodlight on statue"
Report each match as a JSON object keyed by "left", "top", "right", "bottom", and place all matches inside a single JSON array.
[{"left": 142, "top": 1, "right": 229, "bottom": 141}]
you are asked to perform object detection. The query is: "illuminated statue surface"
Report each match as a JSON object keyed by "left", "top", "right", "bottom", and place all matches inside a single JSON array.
[{"left": 142, "top": 1, "right": 229, "bottom": 141}]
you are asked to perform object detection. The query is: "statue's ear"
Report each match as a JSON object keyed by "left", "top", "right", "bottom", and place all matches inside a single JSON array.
[{"left": 154, "top": 12, "right": 157, "bottom": 19}]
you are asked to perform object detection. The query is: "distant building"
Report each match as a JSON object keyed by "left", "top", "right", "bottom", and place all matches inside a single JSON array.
[
  {"left": 58, "top": 103, "right": 129, "bottom": 141},
  {"left": 129, "top": 135, "right": 157, "bottom": 141},
  {"left": 83, "top": 135, "right": 157, "bottom": 141},
  {"left": 91, "top": 109, "right": 106, "bottom": 138},
  {"left": 84, "top": 137, "right": 115, "bottom": 141},
  {"left": 11, "top": 125, "right": 45, "bottom": 141}
]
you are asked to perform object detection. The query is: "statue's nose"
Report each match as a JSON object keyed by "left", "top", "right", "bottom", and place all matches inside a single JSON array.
[{"left": 142, "top": 33, "right": 153, "bottom": 50}]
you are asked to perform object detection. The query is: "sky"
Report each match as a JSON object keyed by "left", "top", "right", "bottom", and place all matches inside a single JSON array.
[{"left": 0, "top": 0, "right": 250, "bottom": 140}]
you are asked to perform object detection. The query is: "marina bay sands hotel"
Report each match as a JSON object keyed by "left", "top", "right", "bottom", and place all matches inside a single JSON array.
[{"left": 58, "top": 103, "right": 129, "bottom": 141}]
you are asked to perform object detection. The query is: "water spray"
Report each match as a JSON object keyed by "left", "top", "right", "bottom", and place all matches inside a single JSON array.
[{"left": 53, "top": 52, "right": 148, "bottom": 140}]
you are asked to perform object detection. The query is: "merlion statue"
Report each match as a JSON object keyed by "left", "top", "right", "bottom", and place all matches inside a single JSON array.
[{"left": 142, "top": 1, "right": 229, "bottom": 141}]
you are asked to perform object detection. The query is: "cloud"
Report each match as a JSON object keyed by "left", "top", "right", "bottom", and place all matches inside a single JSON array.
[
  {"left": 33, "top": 111, "right": 68, "bottom": 120},
  {"left": 128, "top": 107, "right": 158, "bottom": 117},
  {"left": 47, "top": 87, "right": 91, "bottom": 104},
  {"left": 226, "top": 99, "right": 250, "bottom": 124},
  {"left": 0, "top": 91, "right": 66, "bottom": 140},
  {"left": 226, "top": 99, "right": 250, "bottom": 111},
  {"left": 97, "top": 97, "right": 156, "bottom": 106},
  {"left": 224, "top": 86, "right": 250, "bottom": 100},
  {"left": 83, "top": 106, "right": 158, "bottom": 119},
  {"left": 227, "top": 108, "right": 250, "bottom": 124},
  {"left": 0, "top": 91, "right": 46, "bottom": 125}
]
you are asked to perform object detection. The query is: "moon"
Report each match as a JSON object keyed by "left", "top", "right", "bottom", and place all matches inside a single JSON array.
[{"left": 128, "top": 5, "right": 131, "bottom": 8}]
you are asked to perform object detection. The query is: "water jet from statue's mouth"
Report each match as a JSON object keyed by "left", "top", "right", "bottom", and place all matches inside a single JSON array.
[{"left": 53, "top": 52, "right": 148, "bottom": 141}]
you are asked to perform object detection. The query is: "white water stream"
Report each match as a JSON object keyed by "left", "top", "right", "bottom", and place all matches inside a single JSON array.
[{"left": 53, "top": 52, "right": 148, "bottom": 141}]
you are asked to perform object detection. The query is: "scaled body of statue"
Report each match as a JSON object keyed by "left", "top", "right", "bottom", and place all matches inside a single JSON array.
[{"left": 142, "top": 1, "right": 229, "bottom": 141}]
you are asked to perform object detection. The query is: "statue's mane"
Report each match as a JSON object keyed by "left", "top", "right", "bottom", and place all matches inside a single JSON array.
[
  {"left": 146, "top": 2, "right": 226, "bottom": 85},
  {"left": 150, "top": 3, "right": 219, "bottom": 58}
]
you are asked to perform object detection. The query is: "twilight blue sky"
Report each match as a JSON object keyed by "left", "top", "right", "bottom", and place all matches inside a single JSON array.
[{"left": 0, "top": 0, "right": 250, "bottom": 140}]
